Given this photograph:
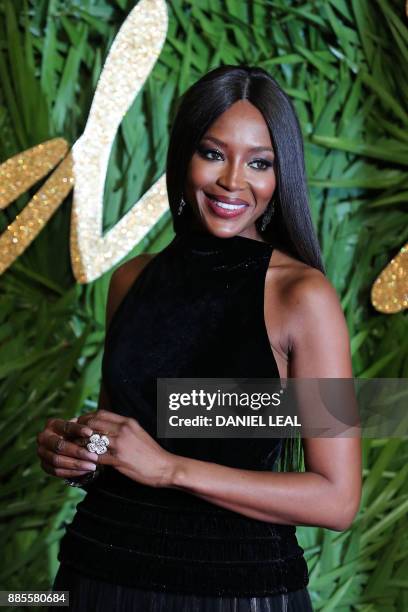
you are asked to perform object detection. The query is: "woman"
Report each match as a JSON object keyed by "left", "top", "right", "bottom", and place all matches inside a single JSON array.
[{"left": 37, "top": 65, "right": 361, "bottom": 611}]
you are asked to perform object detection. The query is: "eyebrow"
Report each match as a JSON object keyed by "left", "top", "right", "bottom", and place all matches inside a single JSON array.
[{"left": 201, "top": 135, "right": 274, "bottom": 154}]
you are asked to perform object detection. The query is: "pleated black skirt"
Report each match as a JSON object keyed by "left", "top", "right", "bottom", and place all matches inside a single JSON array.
[{"left": 50, "top": 563, "right": 313, "bottom": 611}]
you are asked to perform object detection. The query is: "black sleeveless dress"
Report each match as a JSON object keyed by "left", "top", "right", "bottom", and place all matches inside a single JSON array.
[{"left": 53, "top": 229, "right": 312, "bottom": 611}]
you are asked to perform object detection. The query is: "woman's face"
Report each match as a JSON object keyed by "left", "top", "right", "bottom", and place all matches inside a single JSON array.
[{"left": 184, "top": 99, "right": 276, "bottom": 241}]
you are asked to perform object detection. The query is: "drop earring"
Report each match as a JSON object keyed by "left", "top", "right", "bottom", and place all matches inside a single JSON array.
[
  {"left": 177, "top": 195, "right": 187, "bottom": 216},
  {"left": 260, "top": 198, "right": 275, "bottom": 232}
]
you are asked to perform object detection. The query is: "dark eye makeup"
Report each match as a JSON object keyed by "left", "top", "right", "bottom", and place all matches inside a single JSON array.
[
  {"left": 197, "top": 146, "right": 223, "bottom": 161},
  {"left": 196, "top": 145, "right": 274, "bottom": 171},
  {"left": 251, "top": 158, "right": 274, "bottom": 170}
]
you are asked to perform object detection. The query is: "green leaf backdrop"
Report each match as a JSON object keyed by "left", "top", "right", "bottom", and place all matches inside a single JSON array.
[{"left": 0, "top": 0, "right": 407, "bottom": 610}]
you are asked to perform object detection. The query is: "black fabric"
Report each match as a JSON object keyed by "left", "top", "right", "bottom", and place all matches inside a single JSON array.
[
  {"left": 57, "top": 229, "right": 310, "bottom": 597},
  {"left": 51, "top": 563, "right": 314, "bottom": 611}
]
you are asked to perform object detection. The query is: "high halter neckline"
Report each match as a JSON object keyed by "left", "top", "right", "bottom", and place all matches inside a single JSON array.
[{"left": 174, "top": 228, "right": 274, "bottom": 272}]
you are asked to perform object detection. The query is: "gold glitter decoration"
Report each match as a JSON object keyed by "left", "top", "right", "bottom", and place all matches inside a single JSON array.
[
  {"left": 71, "top": 0, "right": 169, "bottom": 283},
  {"left": 0, "top": 140, "right": 73, "bottom": 276},
  {"left": 371, "top": 244, "right": 408, "bottom": 313},
  {"left": 0, "top": 138, "right": 68, "bottom": 209}
]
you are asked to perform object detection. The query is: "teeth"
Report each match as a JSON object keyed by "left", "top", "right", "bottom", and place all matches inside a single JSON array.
[{"left": 212, "top": 199, "right": 246, "bottom": 210}]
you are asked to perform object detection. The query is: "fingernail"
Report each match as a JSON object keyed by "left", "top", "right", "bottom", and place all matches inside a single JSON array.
[
  {"left": 86, "top": 453, "right": 99, "bottom": 461},
  {"left": 84, "top": 463, "right": 97, "bottom": 471},
  {"left": 82, "top": 427, "right": 93, "bottom": 437}
]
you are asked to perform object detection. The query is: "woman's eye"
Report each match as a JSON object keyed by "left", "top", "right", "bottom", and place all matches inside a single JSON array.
[
  {"left": 198, "top": 147, "right": 223, "bottom": 160},
  {"left": 250, "top": 159, "right": 273, "bottom": 171}
]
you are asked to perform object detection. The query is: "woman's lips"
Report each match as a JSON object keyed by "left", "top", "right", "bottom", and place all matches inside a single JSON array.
[{"left": 203, "top": 193, "right": 249, "bottom": 219}]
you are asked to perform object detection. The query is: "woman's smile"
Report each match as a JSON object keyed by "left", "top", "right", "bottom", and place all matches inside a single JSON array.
[{"left": 203, "top": 191, "right": 250, "bottom": 219}]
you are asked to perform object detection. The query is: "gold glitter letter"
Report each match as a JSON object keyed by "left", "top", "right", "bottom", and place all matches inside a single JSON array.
[
  {"left": 70, "top": 0, "right": 169, "bottom": 283},
  {"left": 0, "top": 139, "right": 73, "bottom": 274},
  {"left": 371, "top": 244, "right": 408, "bottom": 313}
]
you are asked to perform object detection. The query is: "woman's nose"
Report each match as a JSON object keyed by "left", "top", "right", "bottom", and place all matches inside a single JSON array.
[{"left": 216, "top": 161, "right": 246, "bottom": 192}]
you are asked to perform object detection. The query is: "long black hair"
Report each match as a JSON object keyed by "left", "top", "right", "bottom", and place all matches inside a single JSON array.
[
  {"left": 166, "top": 64, "right": 325, "bottom": 275},
  {"left": 166, "top": 65, "right": 327, "bottom": 472}
]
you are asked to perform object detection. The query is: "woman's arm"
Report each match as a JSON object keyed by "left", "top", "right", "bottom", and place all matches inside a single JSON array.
[{"left": 168, "top": 273, "right": 362, "bottom": 532}]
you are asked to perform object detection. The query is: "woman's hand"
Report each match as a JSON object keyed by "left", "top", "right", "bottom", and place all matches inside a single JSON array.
[
  {"left": 36, "top": 417, "right": 99, "bottom": 479},
  {"left": 76, "top": 409, "right": 175, "bottom": 488}
]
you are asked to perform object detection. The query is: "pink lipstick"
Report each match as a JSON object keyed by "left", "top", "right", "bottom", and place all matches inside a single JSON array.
[{"left": 204, "top": 192, "right": 249, "bottom": 219}]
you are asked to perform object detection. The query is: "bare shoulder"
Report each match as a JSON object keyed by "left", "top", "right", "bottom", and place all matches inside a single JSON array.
[
  {"left": 265, "top": 248, "right": 348, "bottom": 357},
  {"left": 106, "top": 252, "right": 156, "bottom": 327},
  {"left": 110, "top": 252, "right": 156, "bottom": 289},
  {"left": 269, "top": 248, "right": 338, "bottom": 313}
]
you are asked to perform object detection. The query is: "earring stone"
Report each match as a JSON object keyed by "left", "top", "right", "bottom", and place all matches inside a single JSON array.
[{"left": 177, "top": 196, "right": 186, "bottom": 216}]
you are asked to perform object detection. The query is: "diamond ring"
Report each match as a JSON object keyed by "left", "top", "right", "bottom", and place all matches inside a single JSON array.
[{"left": 86, "top": 433, "right": 110, "bottom": 455}]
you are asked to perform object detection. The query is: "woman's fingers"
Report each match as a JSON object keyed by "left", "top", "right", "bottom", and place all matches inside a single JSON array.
[
  {"left": 76, "top": 418, "right": 118, "bottom": 436},
  {"left": 37, "top": 414, "right": 122, "bottom": 482},
  {"left": 77, "top": 410, "right": 126, "bottom": 427},
  {"left": 40, "top": 460, "right": 93, "bottom": 479},
  {"left": 37, "top": 416, "right": 100, "bottom": 480},
  {"left": 39, "top": 447, "right": 98, "bottom": 473},
  {"left": 51, "top": 418, "right": 94, "bottom": 438},
  {"left": 37, "top": 432, "right": 99, "bottom": 463}
]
